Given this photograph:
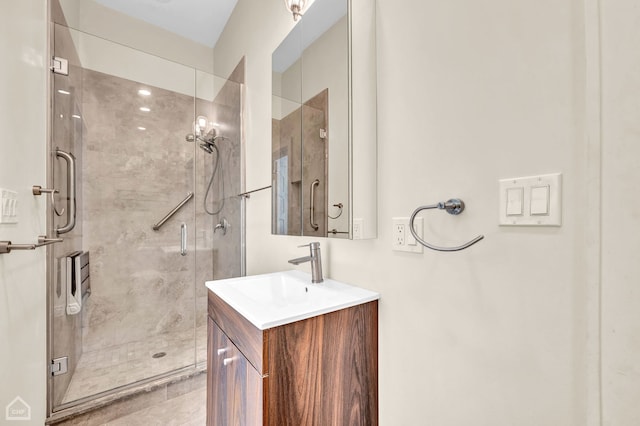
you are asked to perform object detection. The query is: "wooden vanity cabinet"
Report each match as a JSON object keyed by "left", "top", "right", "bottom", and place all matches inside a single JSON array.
[
  {"left": 207, "top": 317, "right": 262, "bottom": 425},
  {"left": 207, "top": 291, "right": 378, "bottom": 426}
]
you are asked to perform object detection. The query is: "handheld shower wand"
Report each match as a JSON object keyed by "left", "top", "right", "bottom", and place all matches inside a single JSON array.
[{"left": 185, "top": 128, "right": 228, "bottom": 216}]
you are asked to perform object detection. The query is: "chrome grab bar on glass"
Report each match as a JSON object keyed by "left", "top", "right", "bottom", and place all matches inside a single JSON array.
[
  {"left": 55, "top": 149, "right": 76, "bottom": 234},
  {"left": 0, "top": 236, "right": 64, "bottom": 254},
  {"left": 180, "top": 223, "right": 187, "bottom": 256},
  {"left": 152, "top": 192, "right": 193, "bottom": 231},
  {"left": 310, "top": 179, "right": 320, "bottom": 231},
  {"left": 409, "top": 198, "right": 484, "bottom": 252}
]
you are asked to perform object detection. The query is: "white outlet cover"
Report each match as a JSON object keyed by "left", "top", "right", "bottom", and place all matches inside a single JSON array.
[
  {"left": 353, "top": 218, "right": 364, "bottom": 240},
  {"left": 392, "top": 217, "right": 423, "bottom": 253}
]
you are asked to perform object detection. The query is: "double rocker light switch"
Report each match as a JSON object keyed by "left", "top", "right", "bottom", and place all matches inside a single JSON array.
[{"left": 499, "top": 173, "right": 561, "bottom": 226}]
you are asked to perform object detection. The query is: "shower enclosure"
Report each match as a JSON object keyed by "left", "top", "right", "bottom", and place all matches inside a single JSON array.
[{"left": 47, "top": 1, "right": 244, "bottom": 415}]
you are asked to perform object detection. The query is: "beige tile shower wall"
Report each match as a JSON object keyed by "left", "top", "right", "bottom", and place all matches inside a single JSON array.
[
  {"left": 195, "top": 60, "right": 245, "bottom": 362},
  {"left": 209, "top": 60, "right": 244, "bottom": 281},
  {"left": 194, "top": 95, "right": 216, "bottom": 337},
  {"left": 80, "top": 69, "right": 197, "bottom": 353}
]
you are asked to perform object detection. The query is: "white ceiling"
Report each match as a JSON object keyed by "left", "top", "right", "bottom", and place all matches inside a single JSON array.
[{"left": 95, "top": 0, "right": 238, "bottom": 48}]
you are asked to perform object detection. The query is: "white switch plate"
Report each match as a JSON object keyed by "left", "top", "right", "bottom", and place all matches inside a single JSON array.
[
  {"left": 392, "top": 217, "right": 423, "bottom": 253},
  {"left": 499, "top": 173, "right": 562, "bottom": 226},
  {"left": 0, "top": 189, "right": 18, "bottom": 224}
]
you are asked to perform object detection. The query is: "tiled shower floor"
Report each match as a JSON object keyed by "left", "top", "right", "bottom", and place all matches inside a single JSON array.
[{"left": 62, "top": 325, "right": 207, "bottom": 404}]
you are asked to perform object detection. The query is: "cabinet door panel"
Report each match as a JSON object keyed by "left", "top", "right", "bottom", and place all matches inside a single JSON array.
[
  {"left": 266, "top": 302, "right": 378, "bottom": 426},
  {"left": 208, "top": 318, "right": 262, "bottom": 426}
]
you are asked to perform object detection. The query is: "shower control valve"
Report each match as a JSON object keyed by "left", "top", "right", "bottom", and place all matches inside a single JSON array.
[{"left": 214, "top": 218, "right": 229, "bottom": 236}]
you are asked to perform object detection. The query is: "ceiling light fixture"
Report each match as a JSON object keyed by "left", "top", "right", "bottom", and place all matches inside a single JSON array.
[
  {"left": 138, "top": 89, "right": 151, "bottom": 96},
  {"left": 284, "top": 0, "right": 306, "bottom": 21},
  {"left": 139, "top": 107, "right": 151, "bottom": 112}
]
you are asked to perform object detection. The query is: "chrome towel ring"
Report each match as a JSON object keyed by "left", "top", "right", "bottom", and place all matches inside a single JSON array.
[{"left": 409, "top": 199, "right": 484, "bottom": 252}]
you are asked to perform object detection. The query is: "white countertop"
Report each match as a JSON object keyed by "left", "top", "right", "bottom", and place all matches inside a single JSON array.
[{"left": 205, "top": 270, "right": 380, "bottom": 330}]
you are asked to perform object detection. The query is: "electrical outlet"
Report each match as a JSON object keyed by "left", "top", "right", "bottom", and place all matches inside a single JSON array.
[
  {"left": 395, "top": 224, "right": 405, "bottom": 245},
  {"left": 353, "top": 218, "right": 364, "bottom": 239},
  {"left": 392, "top": 217, "right": 423, "bottom": 253}
]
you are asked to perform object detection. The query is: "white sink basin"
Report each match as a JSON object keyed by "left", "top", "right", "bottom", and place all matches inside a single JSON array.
[{"left": 205, "top": 270, "right": 380, "bottom": 330}]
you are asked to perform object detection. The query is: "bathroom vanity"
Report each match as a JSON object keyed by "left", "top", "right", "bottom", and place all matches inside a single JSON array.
[{"left": 206, "top": 271, "right": 379, "bottom": 425}]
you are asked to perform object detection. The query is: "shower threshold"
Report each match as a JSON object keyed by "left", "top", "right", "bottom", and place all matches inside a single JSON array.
[{"left": 47, "top": 362, "right": 206, "bottom": 424}]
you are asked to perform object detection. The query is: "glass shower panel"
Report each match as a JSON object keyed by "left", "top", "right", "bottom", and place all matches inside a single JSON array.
[
  {"left": 49, "top": 22, "right": 85, "bottom": 412},
  {"left": 194, "top": 64, "right": 245, "bottom": 365},
  {"left": 50, "top": 25, "right": 198, "bottom": 410}
]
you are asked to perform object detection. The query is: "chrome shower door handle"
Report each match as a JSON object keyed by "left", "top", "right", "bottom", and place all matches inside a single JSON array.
[
  {"left": 180, "top": 223, "right": 187, "bottom": 256},
  {"left": 55, "top": 149, "right": 76, "bottom": 234},
  {"left": 310, "top": 179, "right": 320, "bottom": 231}
]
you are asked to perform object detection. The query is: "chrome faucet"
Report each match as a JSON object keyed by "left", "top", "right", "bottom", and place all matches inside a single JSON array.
[{"left": 288, "top": 242, "right": 323, "bottom": 283}]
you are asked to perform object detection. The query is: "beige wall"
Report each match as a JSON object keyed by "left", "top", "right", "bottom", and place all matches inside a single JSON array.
[
  {"left": 56, "top": 0, "right": 214, "bottom": 74},
  {"left": 0, "top": 1, "right": 48, "bottom": 424},
  {"left": 2, "top": 0, "right": 640, "bottom": 424},
  {"left": 61, "top": 25, "right": 230, "bottom": 102},
  {"left": 600, "top": 0, "right": 640, "bottom": 424},
  {"left": 216, "top": 0, "right": 601, "bottom": 424}
]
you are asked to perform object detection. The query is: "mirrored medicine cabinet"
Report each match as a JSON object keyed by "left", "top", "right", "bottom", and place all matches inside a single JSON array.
[{"left": 271, "top": 0, "right": 377, "bottom": 239}]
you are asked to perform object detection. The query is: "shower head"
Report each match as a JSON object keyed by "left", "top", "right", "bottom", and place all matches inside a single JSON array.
[
  {"left": 200, "top": 129, "right": 218, "bottom": 154},
  {"left": 202, "top": 129, "right": 217, "bottom": 144},
  {"left": 199, "top": 142, "right": 214, "bottom": 154},
  {"left": 192, "top": 128, "right": 219, "bottom": 154}
]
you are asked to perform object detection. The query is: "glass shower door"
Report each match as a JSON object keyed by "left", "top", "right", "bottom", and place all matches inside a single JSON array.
[{"left": 49, "top": 23, "right": 198, "bottom": 410}]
